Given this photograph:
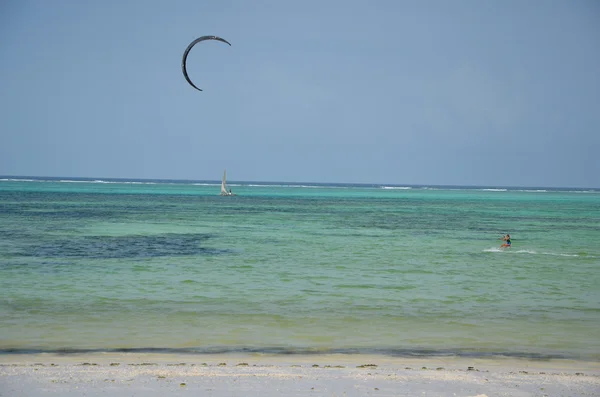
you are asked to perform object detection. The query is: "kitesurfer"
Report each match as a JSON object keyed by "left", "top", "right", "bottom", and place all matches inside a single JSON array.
[{"left": 500, "top": 234, "right": 511, "bottom": 248}]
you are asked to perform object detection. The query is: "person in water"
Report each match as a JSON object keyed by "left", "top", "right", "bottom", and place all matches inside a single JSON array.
[{"left": 500, "top": 234, "right": 511, "bottom": 248}]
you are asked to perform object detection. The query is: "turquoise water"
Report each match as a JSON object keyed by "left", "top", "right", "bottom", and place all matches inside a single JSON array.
[{"left": 1, "top": 177, "right": 599, "bottom": 360}]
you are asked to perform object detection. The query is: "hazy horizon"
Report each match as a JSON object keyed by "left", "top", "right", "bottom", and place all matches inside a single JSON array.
[{"left": 2, "top": 174, "right": 599, "bottom": 190}]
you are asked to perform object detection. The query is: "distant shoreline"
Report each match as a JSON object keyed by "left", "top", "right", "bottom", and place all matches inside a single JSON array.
[{"left": 1, "top": 175, "right": 598, "bottom": 191}]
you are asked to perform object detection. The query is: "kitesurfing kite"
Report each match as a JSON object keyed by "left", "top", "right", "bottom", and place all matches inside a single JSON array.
[{"left": 181, "top": 35, "right": 231, "bottom": 91}]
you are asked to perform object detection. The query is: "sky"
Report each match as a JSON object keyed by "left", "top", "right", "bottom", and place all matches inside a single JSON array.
[{"left": 1, "top": 0, "right": 599, "bottom": 187}]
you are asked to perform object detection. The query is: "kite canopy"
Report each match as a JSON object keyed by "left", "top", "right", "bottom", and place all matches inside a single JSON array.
[{"left": 181, "top": 35, "right": 232, "bottom": 91}]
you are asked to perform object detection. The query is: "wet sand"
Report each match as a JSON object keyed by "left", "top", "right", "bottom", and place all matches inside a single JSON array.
[{"left": 1, "top": 353, "right": 599, "bottom": 396}]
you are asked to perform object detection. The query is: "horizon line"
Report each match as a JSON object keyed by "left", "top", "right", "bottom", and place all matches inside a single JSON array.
[{"left": 0, "top": 175, "right": 598, "bottom": 191}]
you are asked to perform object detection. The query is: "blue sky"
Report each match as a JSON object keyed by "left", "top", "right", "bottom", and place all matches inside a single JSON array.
[{"left": 1, "top": 0, "right": 599, "bottom": 187}]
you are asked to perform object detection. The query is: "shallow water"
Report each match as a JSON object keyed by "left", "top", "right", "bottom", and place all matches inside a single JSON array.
[{"left": 1, "top": 178, "right": 599, "bottom": 359}]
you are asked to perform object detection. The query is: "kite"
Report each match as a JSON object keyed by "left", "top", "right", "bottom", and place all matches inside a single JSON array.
[{"left": 181, "top": 35, "right": 232, "bottom": 91}]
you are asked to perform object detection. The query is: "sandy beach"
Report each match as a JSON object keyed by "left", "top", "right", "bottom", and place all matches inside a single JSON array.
[{"left": 1, "top": 353, "right": 598, "bottom": 396}]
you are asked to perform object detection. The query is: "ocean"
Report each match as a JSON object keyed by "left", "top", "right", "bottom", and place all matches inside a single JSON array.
[{"left": 1, "top": 177, "right": 599, "bottom": 360}]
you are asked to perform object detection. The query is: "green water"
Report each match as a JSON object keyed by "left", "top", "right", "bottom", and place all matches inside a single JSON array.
[{"left": 1, "top": 178, "right": 599, "bottom": 359}]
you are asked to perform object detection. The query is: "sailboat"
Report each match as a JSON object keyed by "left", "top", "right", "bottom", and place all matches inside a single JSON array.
[{"left": 220, "top": 169, "right": 235, "bottom": 196}]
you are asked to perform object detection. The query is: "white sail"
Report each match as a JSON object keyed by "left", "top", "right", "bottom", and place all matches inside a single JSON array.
[{"left": 220, "top": 169, "right": 234, "bottom": 196}]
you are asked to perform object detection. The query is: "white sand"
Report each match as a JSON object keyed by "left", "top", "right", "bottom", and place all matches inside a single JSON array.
[{"left": 1, "top": 353, "right": 599, "bottom": 396}]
